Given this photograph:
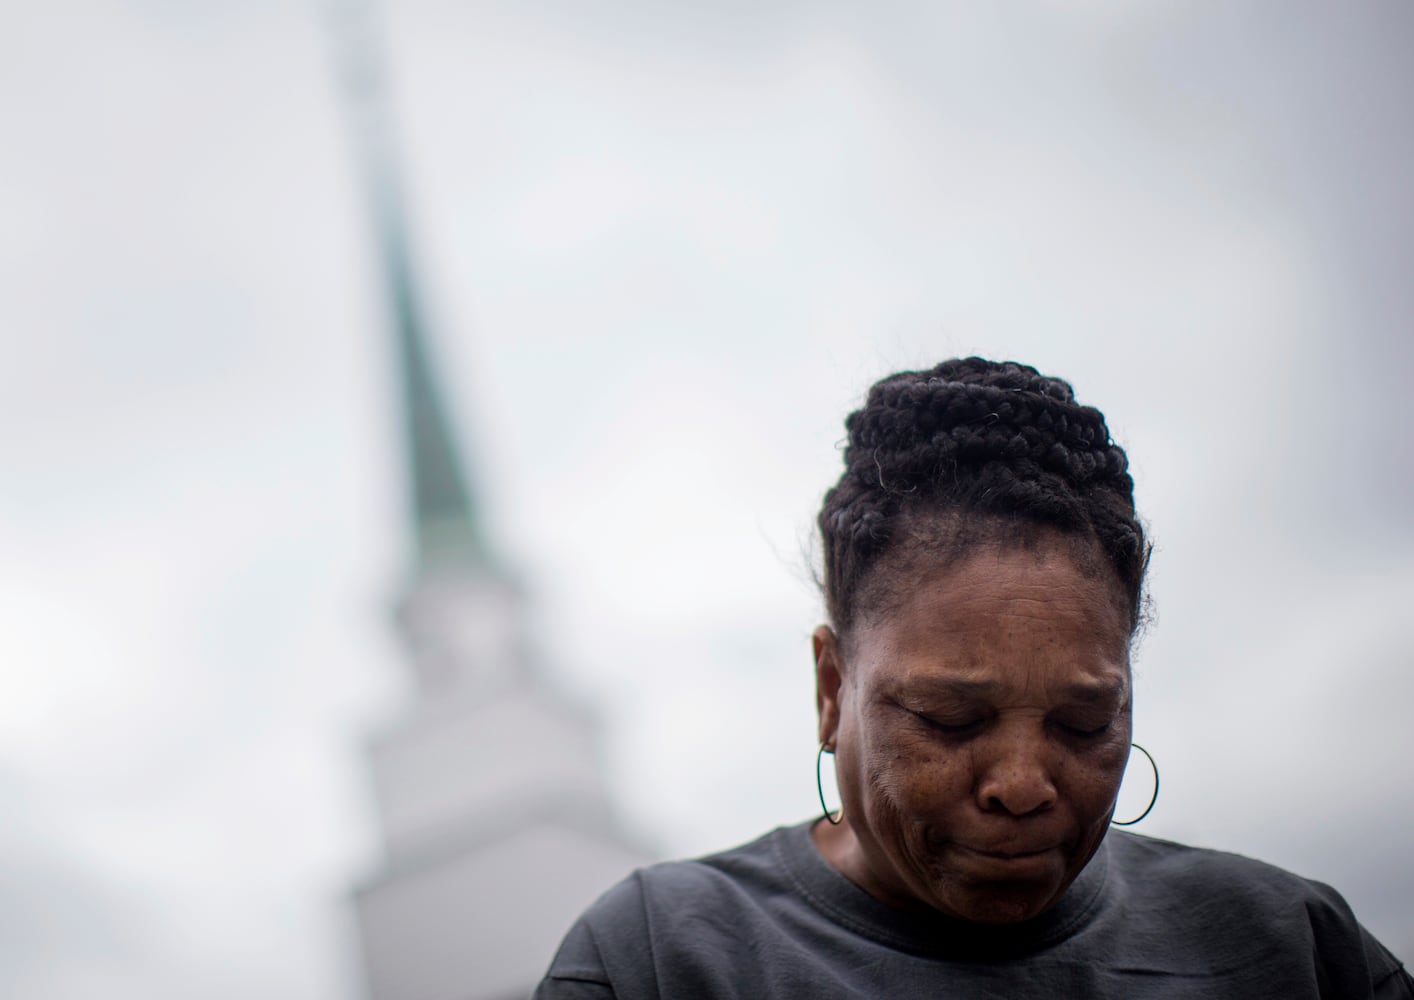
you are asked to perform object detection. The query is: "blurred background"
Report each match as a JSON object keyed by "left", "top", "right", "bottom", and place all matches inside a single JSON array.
[{"left": 2, "top": 0, "right": 1412, "bottom": 997}]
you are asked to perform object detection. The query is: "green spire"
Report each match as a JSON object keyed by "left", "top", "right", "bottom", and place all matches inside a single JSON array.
[
  {"left": 380, "top": 195, "right": 486, "bottom": 568},
  {"left": 338, "top": 4, "right": 487, "bottom": 569}
]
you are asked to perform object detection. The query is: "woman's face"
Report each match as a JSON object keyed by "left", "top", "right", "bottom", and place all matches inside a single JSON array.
[{"left": 813, "top": 537, "right": 1133, "bottom": 924}]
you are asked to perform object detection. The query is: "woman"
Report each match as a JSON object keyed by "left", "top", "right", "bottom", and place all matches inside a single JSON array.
[{"left": 536, "top": 358, "right": 1412, "bottom": 998}]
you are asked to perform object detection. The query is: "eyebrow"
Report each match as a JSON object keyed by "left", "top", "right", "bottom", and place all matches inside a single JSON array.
[
  {"left": 896, "top": 678, "right": 1002, "bottom": 699},
  {"left": 1060, "top": 681, "right": 1127, "bottom": 704},
  {"left": 895, "top": 678, "right": 1126, "bottom": 703}
]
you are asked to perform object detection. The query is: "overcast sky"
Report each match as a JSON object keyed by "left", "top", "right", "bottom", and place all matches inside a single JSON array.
[{"left": 2, "top": 1, "right": 1412, "bottom": 997}]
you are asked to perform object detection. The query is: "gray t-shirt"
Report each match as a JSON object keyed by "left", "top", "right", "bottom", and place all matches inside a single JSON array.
[{"left": 536, "top": 822, "right": 1411, "bottom": 999}]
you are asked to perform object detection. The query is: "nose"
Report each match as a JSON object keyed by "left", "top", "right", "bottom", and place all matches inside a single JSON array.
[{"left": 975, "top": 732, "right": 1058, "bottom": 817}]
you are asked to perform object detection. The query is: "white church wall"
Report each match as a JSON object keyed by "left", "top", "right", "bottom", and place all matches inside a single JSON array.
[
  {"left": 357, "top": 823, "right": 647, "bottom": 1000},
  {"left": 368, "top": 691, "right": 608, "bottom": 862}
]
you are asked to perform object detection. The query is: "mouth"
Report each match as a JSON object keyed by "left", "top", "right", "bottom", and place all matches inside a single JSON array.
[
  {"left": 950, "top": 843, "right": 1061, "bottom": 874},
  {"left": 963, "top": 846, "right": 1054, "bottom": 860}
]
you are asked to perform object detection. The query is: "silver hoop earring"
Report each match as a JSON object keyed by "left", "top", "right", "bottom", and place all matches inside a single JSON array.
[
  {"left": 1111, "top": 742, "right": 1159, "bottom": 826},
  {"left": 816, "top": 742, "right": 842, "bottom": 826}
]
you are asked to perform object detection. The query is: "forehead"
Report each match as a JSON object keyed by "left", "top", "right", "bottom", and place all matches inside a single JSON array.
[{"left": 847, "top": 542, "right": 1132, "bottom": 694}]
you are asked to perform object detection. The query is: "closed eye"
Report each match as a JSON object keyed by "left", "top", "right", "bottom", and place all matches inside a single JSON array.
[
  {"left": 1055, "top": 720, "right": 1112, "bottom": 739},
  {"left": 913, "top": 711, "right": 986, "bottom": 736}
]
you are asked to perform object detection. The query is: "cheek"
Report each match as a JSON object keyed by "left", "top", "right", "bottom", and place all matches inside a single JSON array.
[
  {"left": 856, "top": 728, "right": 972, "bottom": 821},
  {"left": 1058, "top": 735, "right": 1131, "bottom": 817}
]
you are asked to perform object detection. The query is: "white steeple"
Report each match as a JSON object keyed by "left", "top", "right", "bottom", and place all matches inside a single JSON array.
[{"left": 334, "top": 5, "right": 652, "bottom": 997}]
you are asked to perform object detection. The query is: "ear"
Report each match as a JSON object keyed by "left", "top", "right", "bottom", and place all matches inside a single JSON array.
[{"left": 813, "top": 625, "right": 844, "bottom": 748}]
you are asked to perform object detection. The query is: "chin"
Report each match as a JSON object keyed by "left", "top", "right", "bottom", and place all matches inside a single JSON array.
[
  {"left": 934, "top": 881, "right": 1061, "bottom": 925},
  {"left": 910, "top": 844, "right": 1073, "bottom": 925}
]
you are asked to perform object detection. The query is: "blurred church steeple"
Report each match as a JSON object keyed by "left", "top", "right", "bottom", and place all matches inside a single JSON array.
[
  {"left": 341, "top": 0, "right": 485, "bottom": 571},
  {"left": 375, "top": 138, "right": 485, "bottom": 570},
  {"left": 336, "top": 6, "right": 651, "bottom": 999}
]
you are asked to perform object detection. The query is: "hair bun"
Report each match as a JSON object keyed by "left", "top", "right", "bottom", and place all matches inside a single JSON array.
[
  {"left": 845, "top": 360, "right": 1125, "bottom": 496},
  {"left": 818, "top": 357, "right": 1148, "bottom": 634}
]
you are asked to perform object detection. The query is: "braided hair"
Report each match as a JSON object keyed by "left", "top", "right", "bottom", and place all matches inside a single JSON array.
[{"left": 818, "top": 357, "right": 1149, "bottom": 638}]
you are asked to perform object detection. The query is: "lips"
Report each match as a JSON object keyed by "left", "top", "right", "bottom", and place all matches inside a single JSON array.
[
  {"left": 962, "top": 846, "right": 1055, "bottom": 860},
  {"left": 948, "top": 843, "right": 1063, "bottom": 877}
]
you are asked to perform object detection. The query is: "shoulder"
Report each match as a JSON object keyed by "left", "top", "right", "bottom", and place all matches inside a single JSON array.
[
  {"left": 537, "top": 872, "right": 655, "bottom": 997},
  {"left": 1104, "top": 831, "right": 1409, "bottom": 990},
  {"left": 540, "top": 826, "right": 802, "bottom": 991},
  {"left": 644, "top": 823, "right": 796, "bottom": 898},
  {"left": 580, "top": 824, "right": 799, "bottom": 938},
  {"left": 1107, "top": 830, "right": 1356, "bottom": 916}
]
